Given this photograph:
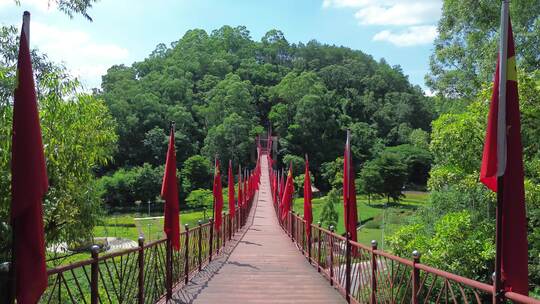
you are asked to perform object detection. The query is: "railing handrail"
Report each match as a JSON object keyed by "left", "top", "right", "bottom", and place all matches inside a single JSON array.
[
  {"left": 45, "top": 218, "right": 212, "bottom": 275},
  {"left": 282, "top": 210, "right": 540, "bottom": 304},
  {"left": 39, "top": 200, "right": 255, "bottom": 304}
]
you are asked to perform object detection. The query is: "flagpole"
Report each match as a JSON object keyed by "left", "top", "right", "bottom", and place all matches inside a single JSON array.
[
  {"left": 9, "top": 11, "right": 33, "bottom": 304},
  {"left": 213, "top": 155, "right": 217, "bottom": 221},
  {"left": 345, "top": 129, "right": 350, "bottom": 236},
  {"left": 494, "top": 1, "right": 509, "bottom": 303}
]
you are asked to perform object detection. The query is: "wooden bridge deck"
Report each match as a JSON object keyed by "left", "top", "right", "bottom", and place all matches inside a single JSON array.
[{"left": 168, "top": 156, "right": 345, "bottom": 303}]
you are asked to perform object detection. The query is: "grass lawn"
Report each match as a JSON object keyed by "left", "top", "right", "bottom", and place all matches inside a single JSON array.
[
  {"left": 292, "top": 192, "right": 429, "bottom": 249},
  {"left": 47, "top": 209, "right": 221, "bottom": 266},
  {"left": 93, "top": 209, "right": 213, "bottom": 242}
]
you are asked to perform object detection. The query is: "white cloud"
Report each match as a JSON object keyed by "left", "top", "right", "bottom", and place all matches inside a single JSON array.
[
  {"left": 354, "top": 2, "right": 441, "bottom": 26},
  {"left": 29, "top": 22, "right": 129, "bottom": 89},
  {"left": 322, "top": 0, "right": 441, "bottom": 47},
  {"left": 322, "top": 0, "right": 374, "bottom": 8},
  {"left": 372, "top": 25, "right": 437, "bottom": 46}
]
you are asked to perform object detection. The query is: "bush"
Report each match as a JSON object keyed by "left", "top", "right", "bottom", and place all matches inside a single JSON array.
[
  {"left": 319, "top": 189, "right": 339, "bottom": 229},
  {"left": 321, "top": 157, "right": 343, "bottom": 191},
  {"left": 181, "top": 155, "right": 212, "bottom": 195},
  {"left": 186, "top": 189, "right": 213, "bottom": 218},
  {"left": 98, "top": 164, "right": 175, "bottom": 207},
  {"left": 282, "top": 154, "right": 304, "bottom": 175},
  {"left": 388, "top": 211, "right": 494, "bottom": 282}
]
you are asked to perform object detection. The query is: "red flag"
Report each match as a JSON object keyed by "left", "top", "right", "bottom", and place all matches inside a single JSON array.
[
  {"left": 162, "top": 125, "right": 180, "bottom": 250},
  {"left": 10, "top": 12, "right": 48, "bottom": 303},
  {"left": 343, "top": 130, "right": 358, "bottom": 243},
  {"left": 280, "top": 164, "right": 294, "bottom": 222},
  {"left": 228, "top": 160, "right": 235, "bottom": 218},
  {"left": 479, "top": 16, "right": 528, "bottom": 295},
  {"left": 304, "top": 156, "right": 313, "bottom": 238},
  {"left": 213, "top": 158, "right": 224, "bottom": 230}
]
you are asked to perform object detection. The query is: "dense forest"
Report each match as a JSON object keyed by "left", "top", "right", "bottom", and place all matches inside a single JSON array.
[
  {"left": 0, "top": 23, "right": 433, "bottom": 256},
  {"left": 97, "top": 26, "right": 433, "bottom": 206}
]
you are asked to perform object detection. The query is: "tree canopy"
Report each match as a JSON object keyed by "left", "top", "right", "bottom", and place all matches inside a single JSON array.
[
  {"left": 0, "top": 25, "right": 117, "bottom": 256},
  {"left": 99, "top": 25, "right": 432, "bottom": 194}
]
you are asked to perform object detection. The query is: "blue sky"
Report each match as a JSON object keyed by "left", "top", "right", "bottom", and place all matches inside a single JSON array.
[{"left": 0, "top": 0, "right": 442, "bottom": 93}]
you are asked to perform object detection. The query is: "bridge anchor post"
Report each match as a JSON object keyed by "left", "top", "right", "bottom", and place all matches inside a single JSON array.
[
  {"left": 329, "top": 226, "right": 335, "bottom": 287},
  {"left": 345, "top": 232, "right": 351, "bottom": 303},
  {"left": 209, "top": 219, "right": 214, "bottom": 262},
  {"left": 166, "top": 238, "right": 172, "bottom": 301},
  {"left": 90, "top": 245, "right": 100, "bottom": 304},
  {"left": 370, "top": 240, "right": 378, "bottom": 304},
  {"left": 412, "top": 250, "right": 421, "bottom": 304},
  {"left": 184, "top": 224, "right": 190, "bottom": 285},
  {"left": 317, "top": 222, "right": 322, "bottom": 273},
  {"left": 198, "top": 220, "right": 202, "bottom": 271}
]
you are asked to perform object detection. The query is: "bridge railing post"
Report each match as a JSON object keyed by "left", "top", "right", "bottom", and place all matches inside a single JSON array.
[
  {"left": 289, "top": 212, "right": 292, "bottom": 237},
  {"left": 198, "top": 220, "right": 202, "bottom": 271},
  {"left": 138, "top": 237, "right": 144, "bottom": 304},
  {"left": 90, "top": 245, "right": 100, "bottom": 304},
  {"left": 184, "top": 224, "right": 190, "bottom": 285},
  {"left": 412, "top": 250, "right": 421, "bottom": 304},
  {"left": 291, "top": 212, "right": 295, "bottom": 242},
  {"left": 301, "top": 216, "right": 306, "bottom": 255},
  {"left": 166, "top": 238, "right": 172, "bottom": 300},
  {"left": 317, "top": 222, "right": 322, "bottom": 273},
  {"left": 228, "top": 212, "right": 232, "bottom": 241},
  {"left": 209, "top": 218, "right": 214, "bottom": 262},
  {"left": 222, "top": 211, "right": 226, "bottom": 249},
  {"left": 307, "top": 222, "right": 312, "bottom": 262},
  {"left": 241, "top": 205, "right": 244, "bottom": 227},
  {"left": 216, "top": 220, "right": 220, "bottom": 255},
  {"left": 370, "top": 240, "right": 378, "bottom": 304},
  {"left": 329, "top": 226, "right": 335, "bottom": 286},
  {"left": 345, "top": 232, "right": 351, "bottom": 303}
]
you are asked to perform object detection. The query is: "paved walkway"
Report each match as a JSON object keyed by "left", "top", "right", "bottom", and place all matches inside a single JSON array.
[{"left": 169, "top": 155, "right": 345, "bottom": 304}]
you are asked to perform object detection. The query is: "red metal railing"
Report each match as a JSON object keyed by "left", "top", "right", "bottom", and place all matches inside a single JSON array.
[
  {"left": 40, "top": 197, "right": 254, "bottom": 304},
  {"left": 280, "top": 210, "right": 540, "bottom": 304}
]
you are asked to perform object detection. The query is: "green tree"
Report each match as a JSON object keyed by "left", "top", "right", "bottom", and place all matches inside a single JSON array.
[
  {"left": 320, "top": 189, "right": 339, "bottom": 229},
  {"left": 384, "top": 144, "right": 432, "bottom": 187},
  {"left": 98, "top": 164, "right": 172, "bottom": 208},
  {"left": 357, "top": 162, "right": 383, "bottom": 204},
  {"left": 282, "top": 154, "right": 304, "bottom": 175},
  {"left": 0, "top": 26, "right": 118, "bottom": 257},
  {"left": 1, "top": 85, "right": 117, "bottom": 252},
  {"left": 198, "top": 73, "right": 256, "bottom": 128},
  {"left": 427, "top": 0, "right": 540, "bottom": 99},
  {"left": 202, "top": 113, "right": 263, "bottom": 166},
  {"left": 186, "top": 189, "right": 213, "bottom": 218},
  {"left": 359, "top": 153, "right": 408, "bottom": 202},
  {"left": 389, "top": 211, "right": 494, "bottom": 282},
  {"left": 321, "top": 157, "right": 343, "bottom": 191},
  {"left": 180, "top": 155, "right": 212, "bottom": 196},
  {"left": 408, "top": 128, "right": 430, "bottom": 150},
  {"left": 408, "top": 69, "right": 540, "bottom": 292}
]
